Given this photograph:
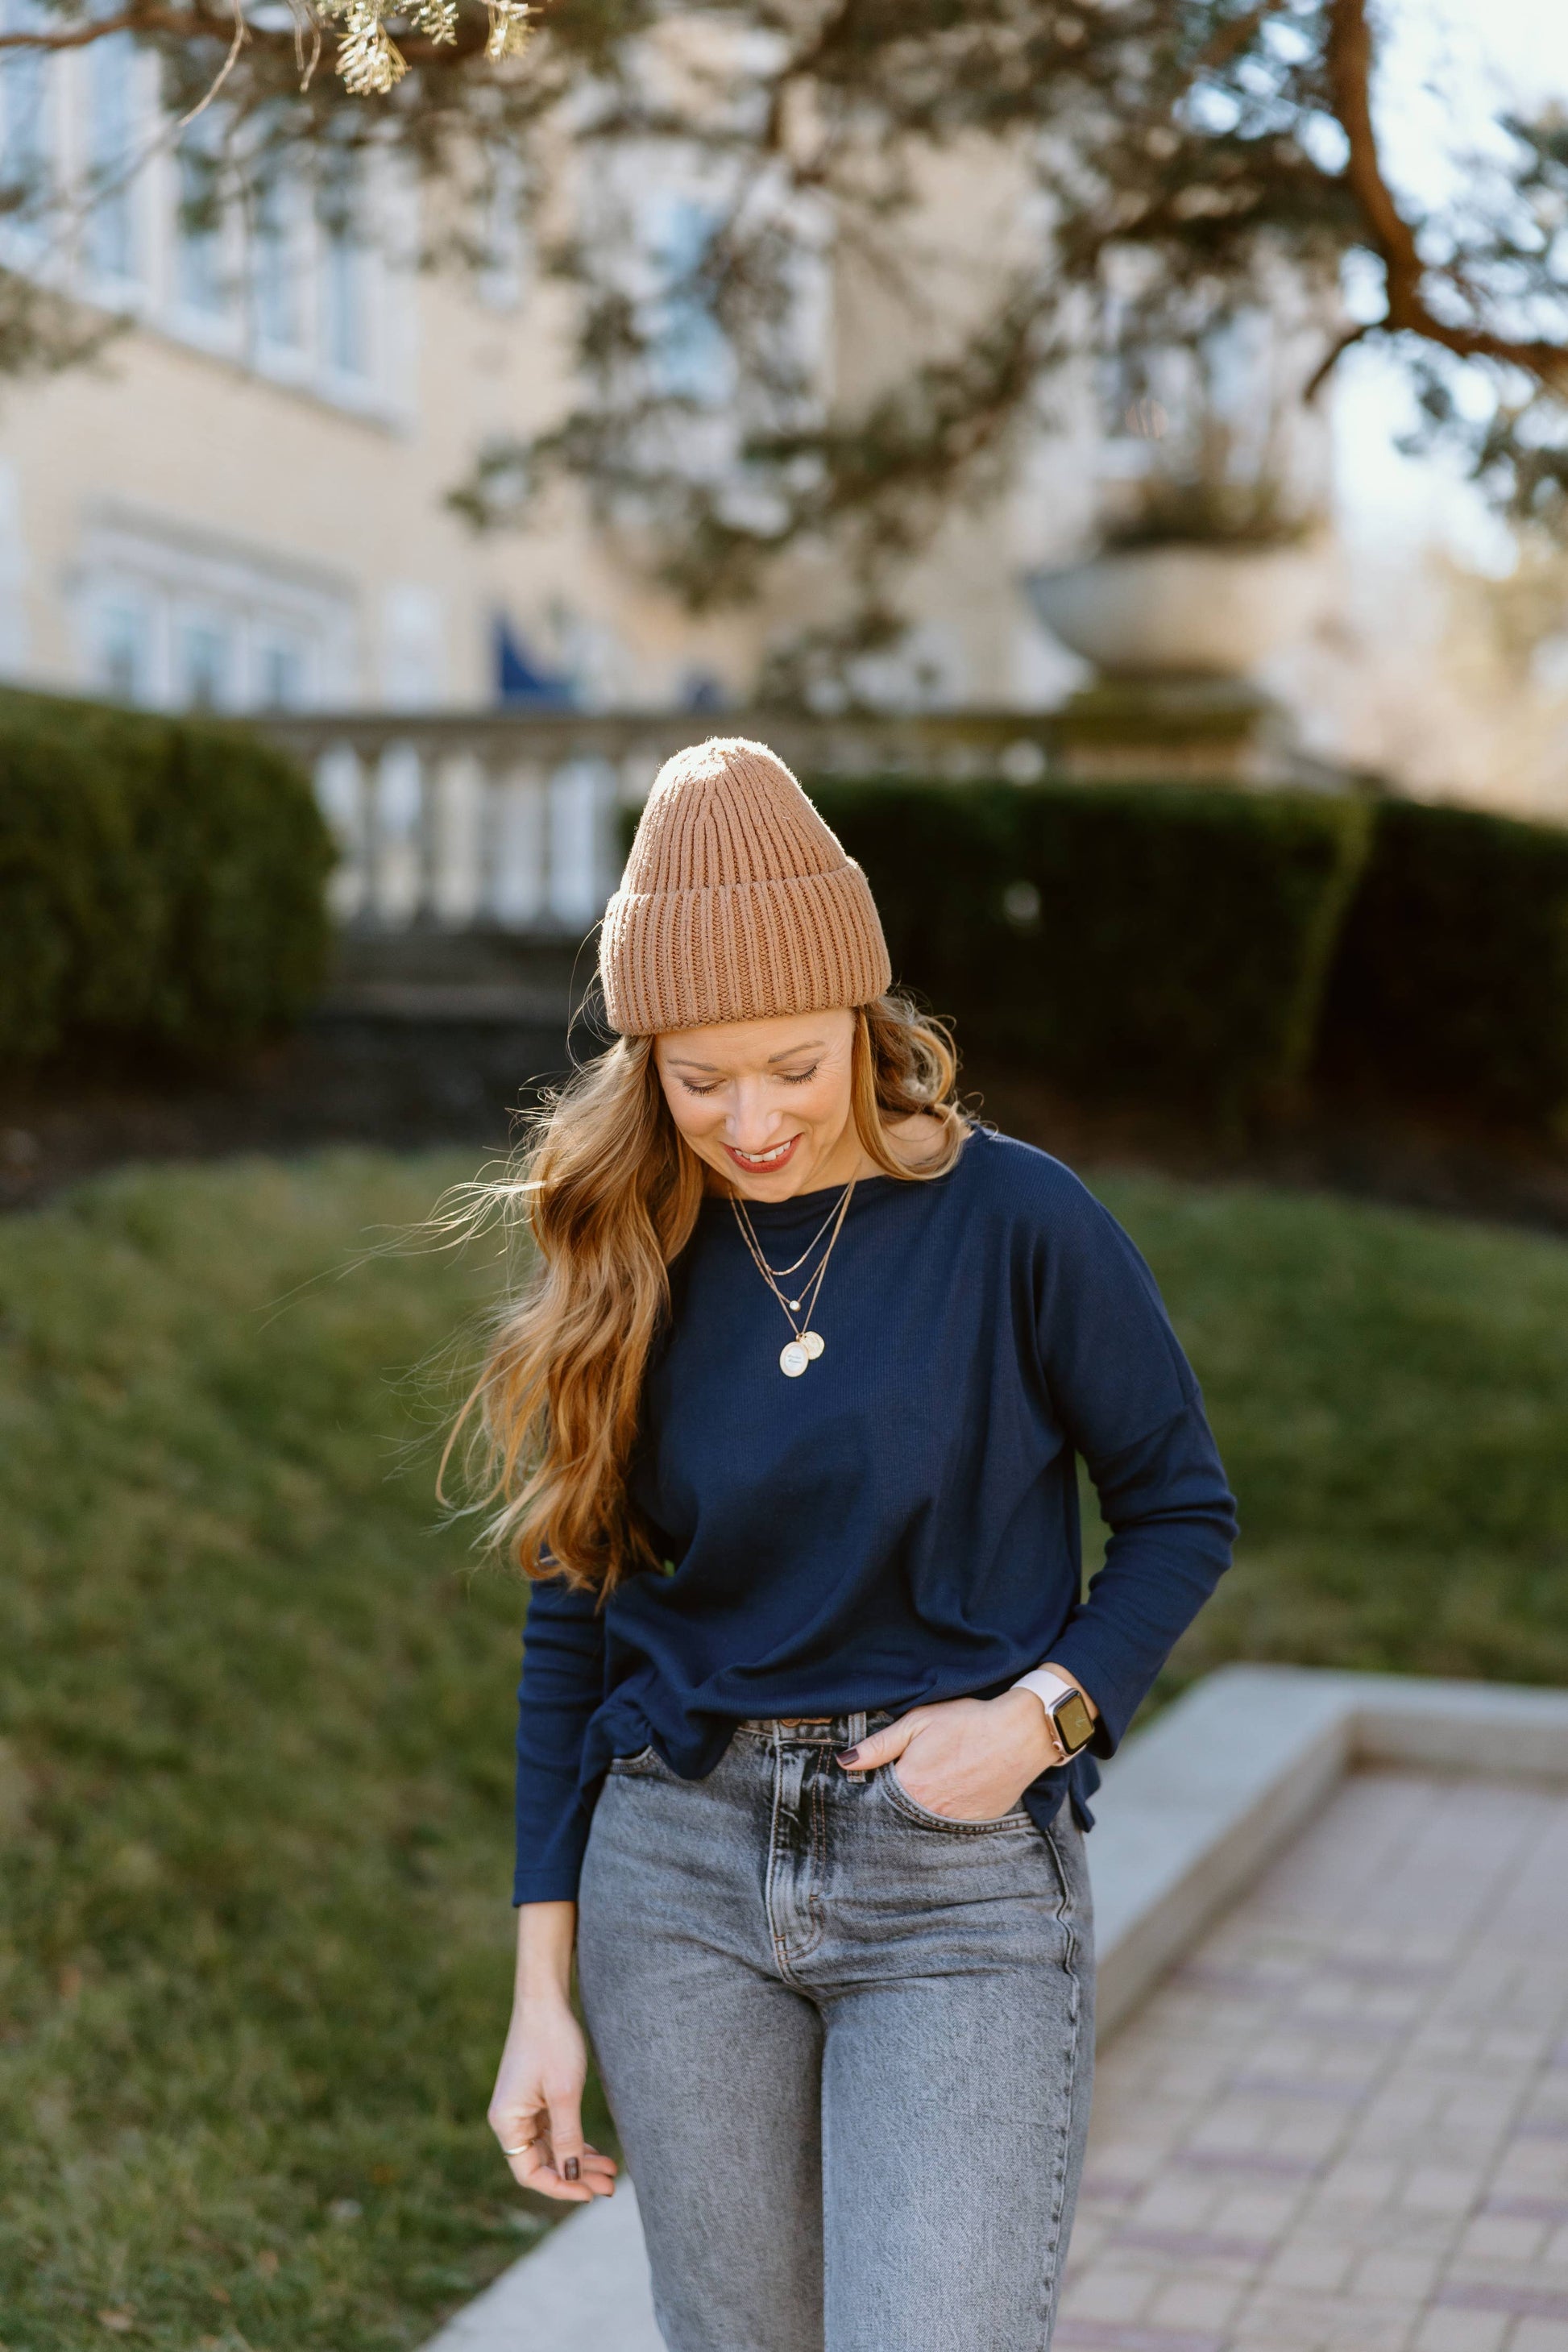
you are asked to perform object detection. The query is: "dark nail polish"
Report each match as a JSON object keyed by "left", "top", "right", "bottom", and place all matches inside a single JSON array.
[
  {"left": 836, "top": 1747, "right": 861, "bottom": 1767},
  {"left": 563, "top": 2156, "right": 580, "bottom": 2182}
]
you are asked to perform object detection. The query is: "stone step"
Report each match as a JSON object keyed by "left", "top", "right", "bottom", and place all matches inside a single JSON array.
[{"left": 421, "top": 2183, "right": 662, "bottom": 2352}]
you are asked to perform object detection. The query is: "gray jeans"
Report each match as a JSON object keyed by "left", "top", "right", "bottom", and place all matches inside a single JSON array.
[{"left": 577, "top": 1713, "right": 1095, "bottom": 2352}]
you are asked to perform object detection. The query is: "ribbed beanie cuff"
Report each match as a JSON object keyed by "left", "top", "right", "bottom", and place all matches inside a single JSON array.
[{"left": 599, "top": 738, "right": 891, "bottom": 1035}]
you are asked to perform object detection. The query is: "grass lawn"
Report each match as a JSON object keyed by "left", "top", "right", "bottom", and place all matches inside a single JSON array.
[
  {"left": 2, "top": 1148, "right": 1566, "bottom": 2350},
  {"left": 1105, "top": 1176, "right": 1568, "bottom": 1695}
]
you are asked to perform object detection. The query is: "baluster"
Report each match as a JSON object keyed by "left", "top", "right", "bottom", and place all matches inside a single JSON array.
[
  {"left": 421, "top": 746, "right": 447, "bottom": 926},
  {"left": 521, "top": 759, "right": 551, "bottom": 929},
  {"left": 615, "top": 750, "right": 656, "bottom": 873},
  {"left": 549, "top": 757, "right": 588, "bottom": 929},
  {"left": 362, "top": 741, "right": 388, "bottom": 927},
  {"left": 433, "top": 750, "right": 483, "bottom": 927},
  {"left": 403, "top": 740, "right": 428, "bottom": 927},
  {"left": 373, "top": 740, "right": 421, "bottom": 928},
  {"left": 475, "top": 754, "right": 504, "bottom": 927},
  {"left": 550, "top": 754, "right": 620, "bottom": 927},
  {"left": 375, "top": 744, "right": 403, "bottom": 927},
  {"left": 598, "top": 755, "right": 626, "bottom": 904},
  {"left": 488, "top": 759, "right": 549, "bottom": 929},
  {"left": 282, "top": 711, "right": 1023, "bottom": 936},
  {"left": 529, "top": 760, "right": 553, "bottom": 927},
  {"left": 414, "top": 741, "right": 442, "bottom": 924},
  {"left": 314, "top": 741, "right": 367, "bottom": 924},
  {"left": 1001, "top": 738, "right": 1047, "bottom": 785}
]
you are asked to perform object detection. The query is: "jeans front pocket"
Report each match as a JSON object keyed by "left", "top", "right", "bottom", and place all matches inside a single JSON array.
[
  {"left": 880, "top": 1762, "right": 1033, "bottom": 1836},
  {"left": 606, "top": 1744, "right": 667, "bottom": 1777}
]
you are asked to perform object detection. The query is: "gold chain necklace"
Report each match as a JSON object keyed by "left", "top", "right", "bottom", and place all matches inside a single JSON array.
[
  {"left": 732, "top": 1180, "right": 857, "bottom": 1378},
  {"left": 748, "top": 1188, "right": 848, "bottom": 1280}
]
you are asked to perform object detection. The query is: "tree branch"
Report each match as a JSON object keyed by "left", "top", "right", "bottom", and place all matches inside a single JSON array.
[
  {"left": 762, "top": 0, "right": 858, "bottom": 153},
  {"left": 1194, "top": 0, "right": 1291, "bottom": 77},
  {"left": 1323, "top": 0, "right": 1568, "bottom": 388},
  {"left": 1303, "top": 317, "right": 1370, "bottom": 400},
  {"left": 0, "top": 6, "right": 205, "bottom": 47},
  {"left": 0, "top": 0, "right": 494, "bottom": 64}
]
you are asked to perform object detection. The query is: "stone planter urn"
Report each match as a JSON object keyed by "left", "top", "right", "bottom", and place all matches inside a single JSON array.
[
  {"left": 1023, "top": 543, "right": 1324, "bottom": 780},
  {"left": 1026, "top": 544, "right": 1320, "bottom": 678}
]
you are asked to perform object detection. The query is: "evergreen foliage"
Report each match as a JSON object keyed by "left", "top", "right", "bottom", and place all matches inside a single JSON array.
[
  {"left": 1317, "top": 797, "right": 1568, "bottom": 1131},
  {"left": 2, "top": 2, "right": 1566, "bottom": 682},
  {"left": 811, "top": 776, "right": 1568, "bottom": 1135},
  {"left": 813, "top": 778, "right": 1373, "bottom": 1125},
  {"left": 0, "top": 688, "right": 334, "bottom": 1066}
]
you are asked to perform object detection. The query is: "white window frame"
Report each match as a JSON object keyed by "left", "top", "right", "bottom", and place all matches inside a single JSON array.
[
  {"left": 0, "top": 54, "right": 420, "bottom": 424},
  {"left": 73, "top": 506, "right": 359, "bottom": 714}
]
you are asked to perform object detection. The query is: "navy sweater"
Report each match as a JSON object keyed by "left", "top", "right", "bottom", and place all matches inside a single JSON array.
[{"left": 512, "top": 1127, "right": 1236, "bottom": 1902}]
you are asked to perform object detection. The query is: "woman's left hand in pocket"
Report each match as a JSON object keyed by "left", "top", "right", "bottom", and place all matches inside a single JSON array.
[{"left": 837, "top": 1690, "right": 1064, "bottom": 1822}]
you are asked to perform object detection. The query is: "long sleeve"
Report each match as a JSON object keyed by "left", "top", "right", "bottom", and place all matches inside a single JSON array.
[
  {"left": 1034, "top": 1188, "right": 1238, "bottom": 1753},
  {"left": 500, "top": 1135, "right": 1234, "bottom": 1884},
  {"left": 513, "top": 1574, "right": 607, "bottom": 1904}
]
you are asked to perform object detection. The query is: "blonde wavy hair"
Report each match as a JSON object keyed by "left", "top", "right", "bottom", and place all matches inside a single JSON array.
[{"left": 442, "top": 993, "right": 968, "bottom": 1597}]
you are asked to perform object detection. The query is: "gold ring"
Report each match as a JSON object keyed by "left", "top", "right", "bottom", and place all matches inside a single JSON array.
[{"left": 501, "top": 2138, "right": 535, "bottom": 2156}]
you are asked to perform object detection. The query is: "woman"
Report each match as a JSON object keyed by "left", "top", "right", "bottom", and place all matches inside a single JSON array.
[{"left": 468, "top": 738, "right": 1236, "bottom": 2352}]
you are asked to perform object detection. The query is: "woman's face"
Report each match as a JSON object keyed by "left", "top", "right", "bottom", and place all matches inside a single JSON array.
[{"left": 654, "top": 1008, "right": 862, "bottom": 1198}]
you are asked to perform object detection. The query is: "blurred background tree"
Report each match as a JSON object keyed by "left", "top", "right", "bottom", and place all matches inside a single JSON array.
[{"left": 2, "top": 0, "right": 1566, "bottom": 675}]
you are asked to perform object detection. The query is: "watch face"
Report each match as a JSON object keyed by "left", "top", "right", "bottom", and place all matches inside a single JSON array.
[{"left": 1055, "top": 1690, "right": 1095, "bottom": 1755}]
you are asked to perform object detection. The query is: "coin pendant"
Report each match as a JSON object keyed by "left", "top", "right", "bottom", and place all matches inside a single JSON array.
[
  {"left": 780, "top": 1339, "right": 810, "bottom": 1378},
  {"left": 801, "top": 1330, "right": 825, "bottom": 1360}
]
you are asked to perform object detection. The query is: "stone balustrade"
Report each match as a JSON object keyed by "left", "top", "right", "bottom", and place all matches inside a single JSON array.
[{"left": 263, "top": 708, "right": 1057, "bottom": 935}]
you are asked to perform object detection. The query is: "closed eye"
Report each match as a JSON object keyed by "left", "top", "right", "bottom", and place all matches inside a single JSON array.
[{"left": 676, "top": 1063, "right": 818, "bottom": 1097}]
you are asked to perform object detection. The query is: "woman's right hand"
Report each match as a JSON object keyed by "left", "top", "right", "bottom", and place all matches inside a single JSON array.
[{"left": 488, "top": 1900, "right": 618, "bottom": 2203}]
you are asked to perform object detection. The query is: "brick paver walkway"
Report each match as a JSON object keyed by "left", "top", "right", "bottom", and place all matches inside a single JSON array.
[{"left": 1060, "top": 1769, "right": 1568, "bottom": 2352}]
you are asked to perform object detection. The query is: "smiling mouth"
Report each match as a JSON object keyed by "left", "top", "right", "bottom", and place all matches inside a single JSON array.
[{"left": 724, "top": 1134, "right": 802, "bottom": 1172}]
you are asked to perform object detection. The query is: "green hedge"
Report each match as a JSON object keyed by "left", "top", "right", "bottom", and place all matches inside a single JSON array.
[
  {"left": 1316, "top": 799, "right": 1568, "bottom": 1129},
  {"left": 811, "top": 778, "right": 1372, "bottom": 1124},
  {"left": 0, "top": 687, "right": 334, "bottom": 1065}
]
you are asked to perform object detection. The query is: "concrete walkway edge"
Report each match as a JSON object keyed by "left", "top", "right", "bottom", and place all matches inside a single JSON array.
[{"left": 421, "top": 1665, "right": 1568, "bottom": 2351}]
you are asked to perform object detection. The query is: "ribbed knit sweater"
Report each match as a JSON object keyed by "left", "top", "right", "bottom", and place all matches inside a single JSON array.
[{"left": 512, "top": 1128, "right": 1238, "bottom": 1904}]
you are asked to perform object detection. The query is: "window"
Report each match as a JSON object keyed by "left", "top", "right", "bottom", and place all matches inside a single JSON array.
[
  {"left": 0, "top": 0, "right": 52, "bottom": 259},
  {"left": 94, "top": 591, "right": 153, "bottom": 703},
  {"left": 322, "top": 226, "right": 364, "bottom": 376},
  {"left": 645, "top": 192, "right": 732, "bottom": 406},
  {"left": 477, "top": 143, "right": 528, "bottom": 311},
  {"left": 175, "top": 118, "right": 228, "bottom": 321},
  {"left": 58, "top": 89, "right": 415, "bottom": 417},
  {"left": 319, "top": 152, "right": 368, "bottom": 381},
  {"left": 252, "top": 166, "right": 305, "bottom": 355},
  {"left": 79, "top": 513, "right": 355, "bottom": 712},
  {"left": 256, "top": 627, "right": 309, "bottom": 708},
  {"left": 176, "top": 612, "right": 231, "bottom": 708},
  {"left": 84, "top": 31, "right": 138, "bottom": 287}
]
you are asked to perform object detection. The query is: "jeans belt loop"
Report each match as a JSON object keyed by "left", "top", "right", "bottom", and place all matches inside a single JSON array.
[{"left": 847, "top": 1710, "right": 868, "bottom": 1748}]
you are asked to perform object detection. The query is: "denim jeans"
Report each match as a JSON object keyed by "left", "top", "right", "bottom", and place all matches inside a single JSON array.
[{"left": 577, "top": 1712, "right": 1095, "bottom": 2352}]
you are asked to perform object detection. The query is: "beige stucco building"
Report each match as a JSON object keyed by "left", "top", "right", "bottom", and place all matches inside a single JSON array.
[
  {"left": 12, "top": 40, "right": 1560, "bottom": 826},
  {"left": 0, "top": 37, "right": 1090, "bottom": 724}
]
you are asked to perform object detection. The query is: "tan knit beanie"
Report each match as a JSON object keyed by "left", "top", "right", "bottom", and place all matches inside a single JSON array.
[{"left": 599, "top": 737, "right": 892, "bottom": 1035}]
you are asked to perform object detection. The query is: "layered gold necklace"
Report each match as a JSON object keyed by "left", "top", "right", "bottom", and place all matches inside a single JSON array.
[{"left": 731, "top": 1180, "right": 857, "bottom": 1379}]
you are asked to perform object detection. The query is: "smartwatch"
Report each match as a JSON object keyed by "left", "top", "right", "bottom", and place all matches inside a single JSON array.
[{"left": 1012, "top": 1669, "right": 1096, "bottom": 1761}]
